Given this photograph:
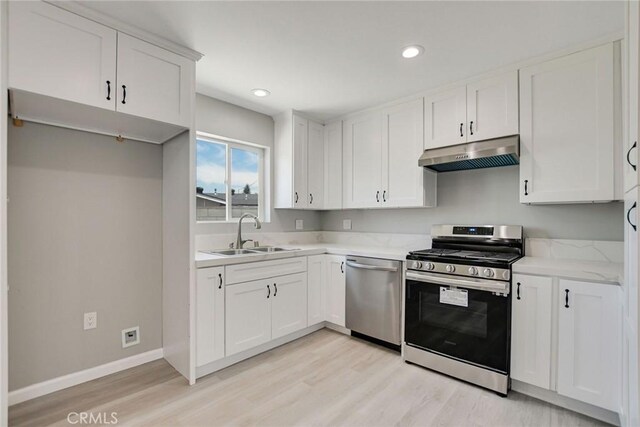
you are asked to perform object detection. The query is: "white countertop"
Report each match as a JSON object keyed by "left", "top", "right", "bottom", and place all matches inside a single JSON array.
[
  {"left": 195, "top": 243, "right": 409, "bottom": 268},
  {"left": 513, "top": 256, "right": 623, "bottom": 285}
]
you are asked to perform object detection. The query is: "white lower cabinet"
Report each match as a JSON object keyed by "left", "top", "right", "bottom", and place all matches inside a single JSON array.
[
  {"left": 225, "top": 278, "right": 272, "bottom": 356},
  {"left": 271, "top": 273, "right": 308, "bottom": 340},
  {"left": 557, "top": 279, "right": 621, "bottom": 411},
  {"left": 307, "top": 255, "right": 326, "bottom": 326},
  {"left": 511, "top": 274, "right": 621, "bottom": 412},
  {"left": 326, "top": 256, "right": 346, "bottom": 327},
  {"left": 511, "top": 274, "right": 553, "bottom": 389},
  {"left": 196, "top": 267, "right": 225, "bottom": 367}
]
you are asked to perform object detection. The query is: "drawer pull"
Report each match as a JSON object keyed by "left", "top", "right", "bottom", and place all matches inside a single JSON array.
[
  {"left": 628, "top": 202, "right": 637, "bottom": 232},
  {"left": 627, "top": 141, "right": 637, "bottom": 171}
]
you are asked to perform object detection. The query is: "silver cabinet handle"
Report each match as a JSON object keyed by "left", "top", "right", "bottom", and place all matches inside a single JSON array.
[{"left": 346, "top": 261, "right": 398, "bottom": 272}]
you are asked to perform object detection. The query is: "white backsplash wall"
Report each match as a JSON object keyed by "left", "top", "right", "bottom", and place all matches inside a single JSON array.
[{"left": 320, "top": 166, "right": 623, "bottom": 241}]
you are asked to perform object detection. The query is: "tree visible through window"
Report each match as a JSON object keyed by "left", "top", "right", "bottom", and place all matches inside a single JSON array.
[{"left": 196, "top": 134, "right": 263, "bottom": 222}]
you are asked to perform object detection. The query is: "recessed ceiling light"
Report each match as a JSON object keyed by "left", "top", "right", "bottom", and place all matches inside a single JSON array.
[
  {"left": 402, "top": 45, "right": 424, "bottom": 59},
  {"left": 251, "top": 88, "right": 271, "bottom": 97}
]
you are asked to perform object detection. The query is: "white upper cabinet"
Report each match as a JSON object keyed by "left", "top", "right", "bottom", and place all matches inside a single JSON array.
[
  {"left": 274, "top": 111, "right": 328, "bottom": 209},
  {"left": 343, "top": 111, "right": 383, "bottom": 208},
  {"left": 466, "top": 71, "right": 519, "bottom": 142},
  {"left": 382, "top": 98, "right": 436, "bottom": 208},
  {"left": 307, "top": 120, "right": 325, "bottom": 208},
  {"left": 116, "top": 33, "right": 193, "bottom": 127},
  {"left": 520, "top": 43, "right": 616, "bottom": 203},
  {"left": 196, "top": 267, "right": 225, "bottom": 367},
  {"left": 8, "top": 1, "right": 117, "bottom": 110},
  {"left": 557, "top": 279, "right": 621, "bottom": 411},
  {"left": 324, "top": 121, "right": 343, "bottom": 210},
  {"left": 424, "top": 86, "right": 467, "bottom": 149},
  {"left": 424, "top": 71, "right": 518, "bottom": 149},
  {"left": 343, "top": 101, "right": 436, "bottom": 209},
  {"left": 510, "top": 274, "right": 553, "bottom": 390},
  {"left": 625, "top": 0, "right": 640, "bottom": 193}
]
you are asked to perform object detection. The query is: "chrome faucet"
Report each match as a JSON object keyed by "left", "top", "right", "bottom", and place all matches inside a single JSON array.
[{"left": 235, "top": 213, "right": 262, "bottom": 249}]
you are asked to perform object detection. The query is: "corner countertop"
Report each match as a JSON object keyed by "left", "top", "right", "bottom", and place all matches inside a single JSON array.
[
  {"left": 195, "top": 243, "right": 409, "bottom": 269},
  {"left": 513, "top": 257, "right": 623, "bottom": 286}
]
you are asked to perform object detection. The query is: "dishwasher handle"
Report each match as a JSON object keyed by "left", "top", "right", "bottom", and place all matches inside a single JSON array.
[{"left": 346, "top": 260, "right": 398, "bottom": 273}]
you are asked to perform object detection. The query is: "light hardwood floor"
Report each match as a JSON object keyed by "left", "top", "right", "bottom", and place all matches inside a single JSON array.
[{"left": 9, "top": 329, "right": 607, "bottom": 427}]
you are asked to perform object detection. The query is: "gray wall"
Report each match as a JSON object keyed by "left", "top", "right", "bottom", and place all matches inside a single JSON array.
[
  {"left": 196, "top": 94, "right": 320, "bottom": 235},
  {"left": 321, "top": 166, "right": 623, "bottom": 241},
  {"left": 8, "top": 122, "right": 163, "bottom": 390}
]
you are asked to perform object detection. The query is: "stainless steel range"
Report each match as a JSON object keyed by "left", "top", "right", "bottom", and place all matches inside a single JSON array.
[{"left": 403, "top": 225, "right": 524, "bottom": 396}]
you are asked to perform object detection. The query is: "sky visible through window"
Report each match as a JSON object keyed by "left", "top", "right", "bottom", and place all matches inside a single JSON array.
[{"left": 196, "top": 139, "right": 259, "bottom": 195}]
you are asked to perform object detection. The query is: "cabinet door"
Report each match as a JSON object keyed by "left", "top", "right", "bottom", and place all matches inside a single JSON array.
[
  {"left": 307, "top": 120, "right": 325, "bottom": 209},
  {"left": 466, "top": 71, "right": 519, "bottom": 142},
  {"left": 382, "top": 98, "right": 428, "bottom": 208},
  {"left": 272, "top": 273, "right": 308, "bottom": 339},
  {"left": 520, "top": 44, "right": 615, "bottom": 203},
  {"left": 511, "top": 274, "right": 553, "bottom": 389},
  {"left": 326, "top": 256, "right": 346, "bottom": 327},
  {"left": 8, "top": 1, "right": 116, "bottom": 110},
  {"left": 324, "top": 121, "right": 343, "bottom": 210},
  {"left": 225, "top": 279, "right": 272, "bottom": 356},
  {"left": 116, "top": 33, "right": 193, "bottom": 127},
  {"left": 625, "top": 0, "right": 640, "bottom": 193},
  {"left": 424, "top": 86, "right": 467, "bottom": 149},
  {"left": 196, "top": 267, "right": 225, "bottom": 367},
  {"left": 307, "top": 255, "right": 326, "bottom": 326},
  {"left": 343, "top": 111, "right": 383, "bottom": 208},
  {"left": 557, "top": 279, "right": 621, "bottom": 411},
  {"left": 292, "top": 115, "right": 309, "bottom": 208}
]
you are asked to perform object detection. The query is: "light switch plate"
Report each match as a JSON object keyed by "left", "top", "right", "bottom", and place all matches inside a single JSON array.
[
  {"left": 343, "top": 219, "right": 352, "bottom": 230},
  {"left": 84, "top": 312, "right": 97, "bottom": 330},
  {"left": 295, "top": 219, "right": 304, "bottom": 230}
]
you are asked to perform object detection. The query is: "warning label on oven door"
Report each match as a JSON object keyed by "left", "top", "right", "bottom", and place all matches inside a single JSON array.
[{"left": 439, "top": 287, "right": 468, "bottom": 307}]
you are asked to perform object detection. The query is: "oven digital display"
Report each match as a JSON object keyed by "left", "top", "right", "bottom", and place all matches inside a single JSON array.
[{"left": 453, "top": 226, "right": 494, "bottom": 236}]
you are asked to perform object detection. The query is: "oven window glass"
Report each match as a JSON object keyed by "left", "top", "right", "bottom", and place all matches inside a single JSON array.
[{"left": 405, "top": 279, "right": 510, "bottom": 373}]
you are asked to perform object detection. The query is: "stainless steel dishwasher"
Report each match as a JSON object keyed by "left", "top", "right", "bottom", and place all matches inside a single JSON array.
[{"left": 345, "top": 256, "right": 402, "bottom": 346}]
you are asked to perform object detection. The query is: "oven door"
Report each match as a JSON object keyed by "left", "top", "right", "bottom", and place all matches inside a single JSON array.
[{"left": 404, "top": 271, "right": 511, "bottom": 374}]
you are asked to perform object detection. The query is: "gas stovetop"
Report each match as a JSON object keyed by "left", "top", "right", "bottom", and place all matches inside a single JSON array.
[{"left": 406, "top": 224, "right": 524, "bottom": 281}]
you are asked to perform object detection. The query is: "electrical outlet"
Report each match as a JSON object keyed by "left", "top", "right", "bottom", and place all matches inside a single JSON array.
[
  {"left": 122, "top": 326, "right": 140, "bottom": 348},
  {"left": 343, "top": 219, "right": 352, "bottom": 230},
  {"left": 84, "top": 312, "right": 97, "bottom": 330},
  {"left": 295, "top": 219, "right": 304, "bottom": 230}
]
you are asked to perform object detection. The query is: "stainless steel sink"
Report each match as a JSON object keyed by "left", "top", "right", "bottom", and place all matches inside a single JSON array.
[
  {"left": 206, "top": 249, "right": 258, "bottom": 256},
  {"left": 250, "top": 247, "right": 294, "bottom": 253}
]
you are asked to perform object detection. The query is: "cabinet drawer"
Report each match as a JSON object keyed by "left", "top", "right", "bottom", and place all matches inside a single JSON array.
[{"left": 225, "top": 256, "right": 308, "bottom": 285}]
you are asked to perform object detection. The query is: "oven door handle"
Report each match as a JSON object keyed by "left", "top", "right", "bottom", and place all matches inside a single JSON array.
[
  {"left": 346, "top": 261, "right": 398, "bottom": 273},
  {"left": 406, "top": 271, "right": 509, "bottom": 294}
]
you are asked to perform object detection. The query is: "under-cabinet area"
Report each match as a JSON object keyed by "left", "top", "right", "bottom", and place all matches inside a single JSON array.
[{"left": 1, "top": 1, "right": 638, "bottom": 427}]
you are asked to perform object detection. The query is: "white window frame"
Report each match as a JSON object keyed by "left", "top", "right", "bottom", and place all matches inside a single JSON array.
[{"left": 196, "top": 131, "right": 268, "bottom": 223}]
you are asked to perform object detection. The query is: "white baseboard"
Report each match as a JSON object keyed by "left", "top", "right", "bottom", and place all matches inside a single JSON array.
[
  {"left": 511, "top": 380, "right": 620, "bottom": 426},
  {"left": 8, "top": 348, "right": 164, "bottom": 406}
]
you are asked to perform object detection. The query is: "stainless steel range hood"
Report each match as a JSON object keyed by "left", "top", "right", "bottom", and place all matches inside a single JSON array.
[{"left": 418, "top": 135, "right": 520, "bottom": 172}]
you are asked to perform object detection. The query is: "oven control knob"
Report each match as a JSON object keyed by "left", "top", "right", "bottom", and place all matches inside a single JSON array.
[
  {"left": 426, "top": 262, "right": 435, "bottom": 271},
  {"left": 483, "top": 268, "right": 495, "bottom": 278},
  {"left": 468, "top": 267, "right": 478, "bottom": 276},
  {"left": 446, "top": 264, "right": 455, "bottom": 273},
  {"left": 414, "top": 261, "right": 423, "bottom": 269},
  {"left": 502, "top": 270, "right": 510, "bottom": 280}
]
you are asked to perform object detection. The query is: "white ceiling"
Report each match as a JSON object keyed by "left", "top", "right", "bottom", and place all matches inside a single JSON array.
[{"left": 79, "top": 1, "right": 624, "bottom": 121}]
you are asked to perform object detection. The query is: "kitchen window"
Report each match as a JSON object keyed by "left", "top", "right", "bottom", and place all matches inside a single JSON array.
[{"left": 196, "top": 132, "right": 266, "bottom": 222}]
